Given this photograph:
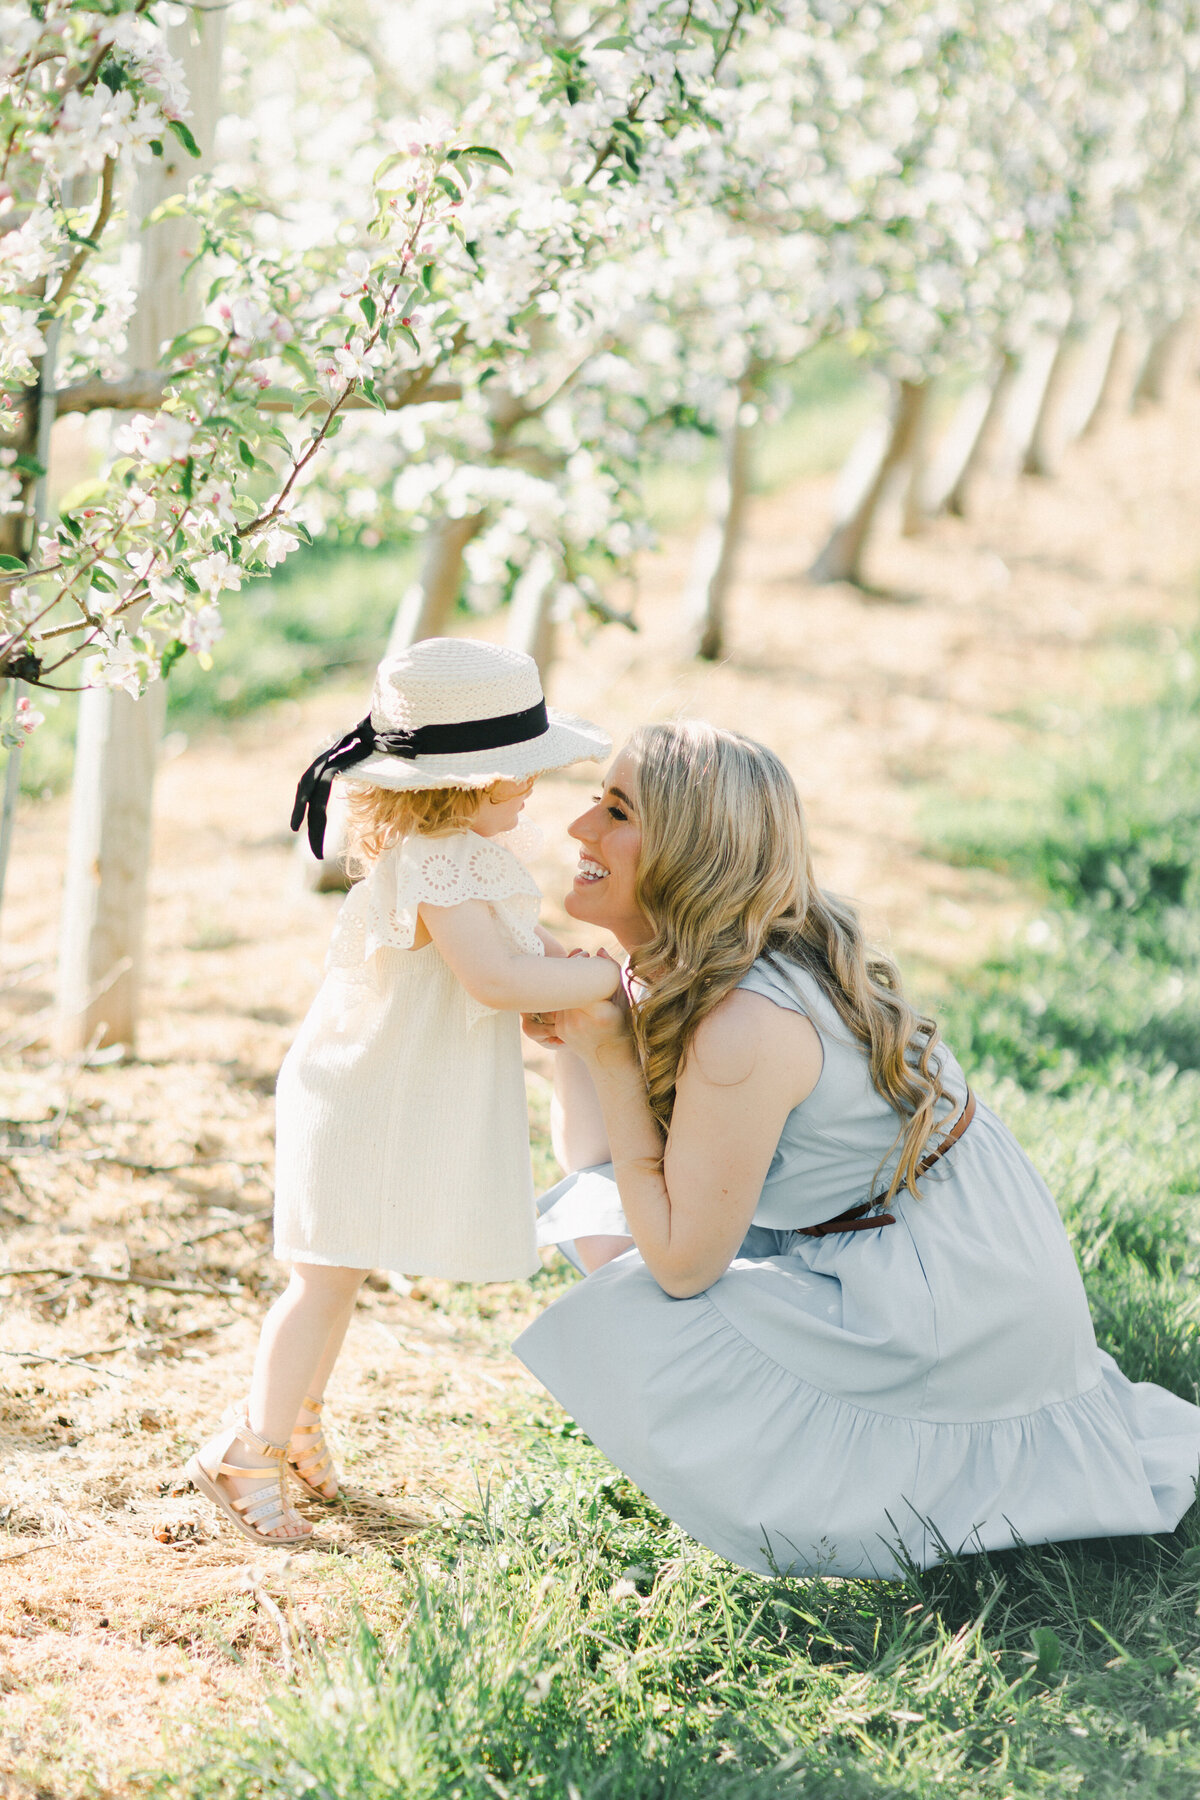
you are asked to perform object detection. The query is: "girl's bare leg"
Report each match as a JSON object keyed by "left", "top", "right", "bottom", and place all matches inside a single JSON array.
[
  {"left": 287, "top": 1274, "right": 367, "bottom": 1497},
  {"left": 210, "top": 1263, "right": 366, "bottom": 1531}
]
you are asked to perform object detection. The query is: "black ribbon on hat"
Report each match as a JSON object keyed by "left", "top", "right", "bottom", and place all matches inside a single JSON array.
[{"left": 291, "top": 699, "right": 550, "bottom": 859}]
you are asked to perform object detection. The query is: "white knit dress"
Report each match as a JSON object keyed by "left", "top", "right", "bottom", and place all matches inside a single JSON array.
[{"left": 272, "top": 827, "right": 542, "bottom": 1283}]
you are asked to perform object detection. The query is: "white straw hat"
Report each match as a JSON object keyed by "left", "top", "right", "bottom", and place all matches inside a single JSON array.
[{"left": 292, "top": 637, "right": 610, "bottom": 857}]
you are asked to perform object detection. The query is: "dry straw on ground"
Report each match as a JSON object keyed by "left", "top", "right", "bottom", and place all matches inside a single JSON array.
[{"left": 2, "top": 389, "right": 1199, "bottom": 1795}]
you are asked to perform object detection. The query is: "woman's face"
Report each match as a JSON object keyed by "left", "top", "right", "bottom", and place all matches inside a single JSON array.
[{"left": 564, "top": 749, "right": 650, "bottom": 949}]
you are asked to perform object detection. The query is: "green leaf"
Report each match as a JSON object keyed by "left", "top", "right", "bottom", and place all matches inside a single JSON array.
[
  {"left": 294, "top": 520, "right": 313, "bottom": 545},
  {"left": 281, "top": 343, "right": 314, "bottom": 379},
  {"left": 458, "top": 145, "right": 513, "bottom": 173},
  {"left": 145, "top": 195, "right": 191, "bottom": 225},
  {"left": 60, "top": 515, "right": 83, "bottom": 540},
  {"left": 359, "top": 294, "right": 377, "bottom": 328},
  {"left": 166, "top": 323, "right": 223, "bottom": 359},
  {"left": 180, "top": 457, "right": 195, "bottom": 501},
  {"left": 11, "top": 455, "right": 44, "bottom": 479},
  {"left": 168, "top": 117, "right": 202, "bottom": 159},
  {"left": 160, "top": 639, "right": 187, "bottom": 678},
  {"left": 237, "top": 438, "right": 257, "bottom": 469},
  {"left": 373, "top": 151, "right": 406, "bottom": 184},
  {"left": 594, "top": 35, "right": 632, "bottom": 48},
  {"left": 89, "top": 567, "right": 118, "bottom": 594},
  {"left": 434, "top": 173, "right": 462, "bottom": 202},
  {"left": 150, "top": 139, "right": 164, "bottom": 157},
  {"left": 396, "top": 324, "right": 420, "bottom": 351},
  {"left": 360, "top": 379, "right": 386, "bottom": 413},
  {"left": 0, "top": 555, "right": 26, "bottom": 574}
]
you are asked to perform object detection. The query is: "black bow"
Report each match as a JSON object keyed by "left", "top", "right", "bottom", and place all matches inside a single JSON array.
[
  {"left": 291, "top": 697, "right": 551, "bottom": 859},
  {"left": 292, "top": 716, "right": 418, "bottom": 859}
]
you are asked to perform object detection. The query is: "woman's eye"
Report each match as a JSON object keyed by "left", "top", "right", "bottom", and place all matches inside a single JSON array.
[{"left": 607, "top": 805, "right": 626, "bottom": 821}]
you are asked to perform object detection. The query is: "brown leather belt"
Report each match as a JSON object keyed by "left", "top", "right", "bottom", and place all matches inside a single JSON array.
[{"left": 797, "top": 1089, "right": 977, "bottom": 1239}]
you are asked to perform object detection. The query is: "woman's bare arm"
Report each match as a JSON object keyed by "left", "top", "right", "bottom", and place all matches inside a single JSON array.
[
  {"left": 558, "top": 989, "right": 822, "bottom": 1296},
  {"left": 421, "top": 899, "right": 620, "bottom": 1012},
  {"left": 550, "top": 1049, "right": 611, "bottom": 1171}
]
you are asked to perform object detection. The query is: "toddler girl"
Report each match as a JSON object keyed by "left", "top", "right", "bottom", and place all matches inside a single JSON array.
[{"left": 188, "top": 638, "right": 616, "bottom": 1544}]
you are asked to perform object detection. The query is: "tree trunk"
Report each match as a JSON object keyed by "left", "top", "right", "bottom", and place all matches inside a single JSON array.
[
  {"left": 1134, "top": 312, "right": 1197, "bottom": 406},
  {"left": 1022, "top": 320, "right": 1084, "bottom": 478},
  {"left": 944, "top": 351, "right": 1020, "bottom": 518},
  {"left": 686, "top": 381, "right": 754, "bottom": 660},
  {"left": 1080, "top": 324, "right": 1144, "bottom": 436},
  {"left": 506, "top": 548, "right": 558, "bottom": 683},
  {"left": 386, "top": 512, "right": 483, "bottom": 655},
  {"left": 900, "top": 378, "right": 939, "bottom": 536},
  {"left": 56, "top": 13, "right": 224, "bottom": 1055},
  {"left": 809, "top": 378, "right": 929, "bottom": 586}
]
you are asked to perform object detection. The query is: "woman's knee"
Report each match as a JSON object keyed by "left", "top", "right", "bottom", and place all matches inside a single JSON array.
[{"left": 576, "top": 1234, "right": 635, "bottom": 1273}]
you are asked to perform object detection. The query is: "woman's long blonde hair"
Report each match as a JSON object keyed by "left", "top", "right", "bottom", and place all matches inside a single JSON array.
[{"left": 626, "top": 721, "right": 950, "bottom": 1202}]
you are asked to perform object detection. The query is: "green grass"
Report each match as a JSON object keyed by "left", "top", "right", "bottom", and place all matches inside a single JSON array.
[{"left": 150, "top": 640, "right": 1200, "bottom": 1792}]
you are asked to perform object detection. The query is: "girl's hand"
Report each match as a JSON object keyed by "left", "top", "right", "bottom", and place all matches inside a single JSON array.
[{"left": 521, "top": 1010, "right": 564, "bottom": 1049}]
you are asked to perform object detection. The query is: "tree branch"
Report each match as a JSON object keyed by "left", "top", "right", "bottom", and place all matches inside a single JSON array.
[
  {"left": 53, "top": 374, "right": 463, "bottom": 416},
  {"left": 51, "top": 155, "right": 117, "bottom": 317}
]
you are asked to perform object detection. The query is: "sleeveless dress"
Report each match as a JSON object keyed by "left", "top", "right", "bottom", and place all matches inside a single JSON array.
[
  {"left": 273, "top": 827, "right": 542, "bottom": 1283},
  {"left": 514, "top": 955, "right": 1200, "bottom": 1578}
]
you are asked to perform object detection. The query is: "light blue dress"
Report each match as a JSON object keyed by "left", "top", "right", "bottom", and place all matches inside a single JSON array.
[{"left": 514, "top": 955, "right": 1200, "bottom": 1579}]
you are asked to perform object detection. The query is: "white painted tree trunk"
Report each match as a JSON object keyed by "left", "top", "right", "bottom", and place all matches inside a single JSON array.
[
  {"left": 943, "top": 351, "right": 1020, "bottom": 518},
  {"left": 809, "top": 378, "right": 929, "bottom": 586},
  {"left": 686, "top": 382, "right": 754, "bottom": 661},
  {"left": 57, "top": 13, "right": 224, "bottom": 1054},
  {"left": 1022, "top": 318, "right": 1082, "bottom": 478},
  {"left": 506, "top": 548, "right": 558, "bottom": 682},
  {"left": 387, "top": 512, "right": 483, "bottom": 654},
  {"left": 1134, "top": 312, "right": 1198, "bottom": 405},
  {"left": 1079, "top": 324, "right": 1146, "bottom": 436}
]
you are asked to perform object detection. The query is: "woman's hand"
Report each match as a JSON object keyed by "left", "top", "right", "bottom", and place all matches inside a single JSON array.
[{"left": 555, "top": 951, "right": 632, "bottom": 1065}]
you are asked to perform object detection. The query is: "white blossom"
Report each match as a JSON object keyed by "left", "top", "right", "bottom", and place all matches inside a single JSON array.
[
  {"left": 190, "top": 552, "right": 243, "bottom": 598},
  {"left": 180, "top": 602, "right": 224, "bottom": 655},
  {"left": 116, "top": 412, "right": 196, "bottom": 465}
]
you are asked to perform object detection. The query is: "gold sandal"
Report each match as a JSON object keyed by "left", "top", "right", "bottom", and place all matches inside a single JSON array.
[
  {"left": 187, "top": 1412, "right": 314, "bottom": 1545},
  {"left": 287, "top": 1394, "right": 338, "bottom": 1501}
]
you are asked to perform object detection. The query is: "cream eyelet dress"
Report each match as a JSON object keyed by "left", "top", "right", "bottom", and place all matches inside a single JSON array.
[{"left": 272, "top": 824, "right": 544, "bottom": 1284}]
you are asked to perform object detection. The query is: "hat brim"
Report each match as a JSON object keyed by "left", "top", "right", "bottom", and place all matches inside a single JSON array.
[{"left": 339, "top": 708, "right": 611, "bottom": 792}]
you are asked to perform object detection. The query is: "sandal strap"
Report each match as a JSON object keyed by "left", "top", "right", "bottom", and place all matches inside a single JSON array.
[
  {"left": 230, "top": 1408, "right": 289, "bottom": 1461},
  {"left": 292, "top": 1447, "right": 332, "bottom": 1478},
  {"left": 237, "top": 1487, "right": 297, "bottom": 1529},
  {"left": 301, "top": 1395, "right": 323, "bottom": 1413},
  {"left": 217, "top": 1459, "right": 283, "bottom": 1480}
]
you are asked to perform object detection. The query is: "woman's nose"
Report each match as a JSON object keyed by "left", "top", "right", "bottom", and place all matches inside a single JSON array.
[{"left": 568, "top": 804, "right": 600, "bottom": 843}]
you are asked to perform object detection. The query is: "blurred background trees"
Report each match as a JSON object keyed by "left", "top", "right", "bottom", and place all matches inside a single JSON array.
[{"left": 2, "top": 0, "right": 1199, "bottom": 1044}]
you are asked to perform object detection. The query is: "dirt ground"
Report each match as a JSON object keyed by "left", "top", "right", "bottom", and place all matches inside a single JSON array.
[{"left": 2, "top": 386, "right": 1199, "bottom": 1796}]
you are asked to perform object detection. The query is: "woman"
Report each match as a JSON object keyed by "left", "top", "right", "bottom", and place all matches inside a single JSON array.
[{"left": 515, "top": 721, "right": 1200, "bottom": 1579}]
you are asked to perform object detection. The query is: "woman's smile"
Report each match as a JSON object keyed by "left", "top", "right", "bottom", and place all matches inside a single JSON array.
[{"left": 574, "top": 852, "right": 609, "bottom": 887}]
